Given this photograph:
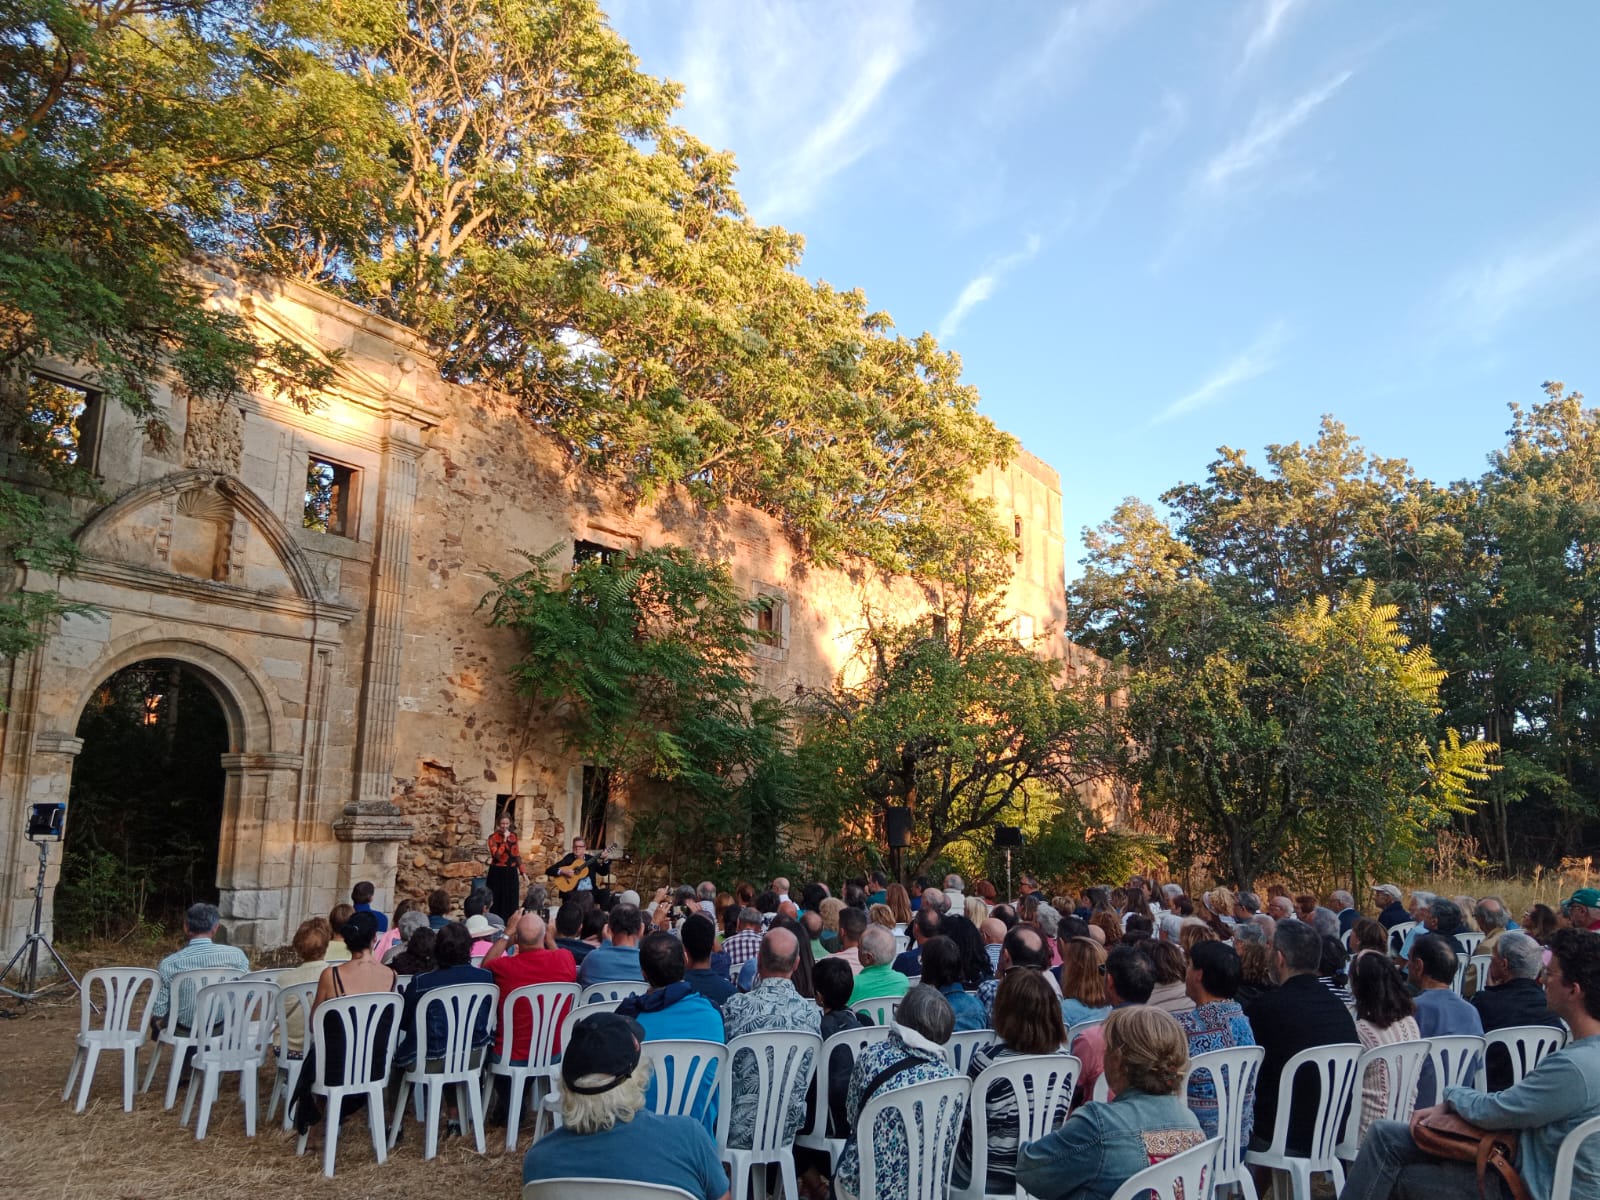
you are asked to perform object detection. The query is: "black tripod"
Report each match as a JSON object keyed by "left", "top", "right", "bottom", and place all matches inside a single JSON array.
[{"left": 0, "top": 838, "right": 82, "bottom": 1002}]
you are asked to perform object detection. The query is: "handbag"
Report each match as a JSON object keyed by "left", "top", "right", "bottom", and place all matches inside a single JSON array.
[{"left": 1408, "top": 1105, "right": 1532, "bottom": 1200}]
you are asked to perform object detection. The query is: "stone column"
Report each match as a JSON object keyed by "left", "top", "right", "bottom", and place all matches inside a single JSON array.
[
  {"left": 216, "top": 750, "right": 303, "bottom": 948},
  {"left": 5, "top": 731, "right": 85, "bottom": 952}
]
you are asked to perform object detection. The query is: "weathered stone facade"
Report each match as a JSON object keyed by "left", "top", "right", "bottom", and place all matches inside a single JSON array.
[{"left": 0, "top": 269, "right": 1087, "bottom": 952}]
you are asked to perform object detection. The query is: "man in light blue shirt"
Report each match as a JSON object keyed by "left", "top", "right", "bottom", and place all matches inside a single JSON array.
[
  {"left": 1340, "top": 927, "right": 1600, "bottom": 1200},
  {"left": 150, "top": 903, "right": 249, "bottom": 1031},
  {"left": 576, "top": 902, "right": 645, "bottom": 988}
]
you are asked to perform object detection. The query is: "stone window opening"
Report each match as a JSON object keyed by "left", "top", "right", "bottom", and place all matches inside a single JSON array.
[
  {"left": 21, "top": 372, "right": 102, "bottom": 472},
  {"left": 754, "top": 595, "right": 783, "bottom": 646},
  {"left": 580, "top": 764, "right": 610, "bottom": 849},
  {"left": 304, "top": 455, "right": 357, "bottom": 537},
  {"left": 573, "top": 538, "right": 621, "bottom": 567}
]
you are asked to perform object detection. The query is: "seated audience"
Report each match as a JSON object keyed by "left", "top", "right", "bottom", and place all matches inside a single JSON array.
[
  {"left": 721, "top": 907, "right": 765, "bottom": 978},
  {"left": 1341, "top": 927, "right": 1600, "bottom": 1200},
  {"left": 389, "top": 925, "right": 435, "bottom": 976},
  {"left": 1245, "top": 918, "right": 1357, "bottom": 1154},
  {"left": 817, "top": 897, "right": 845, "bottom": 953},
  {"left": 848, "top": 925, "right": 909, "bottom": 1008},
  {"left": 482, "top": 909, "right": 578, "bottom": 1063},
  {"left": 1471, "top": 930, "right": 1564, "bottom": 1092},
  {"left": 680, "top": 913, "right": 736, "bottom": 1009},
  {"left": 893, "top": 907, "right": 939, "bottom": 977},
  {"left": 1330, "top": 889, "right": 1358, "bottom": 935},
  {"left": 464, "top": 913, "right": 497, "bottom": 957},
  {"left": 1016, "top": 1006, "right": 1203, "bottom": 1200},
  {"left": 552, "top": 901, "right": 593, "bottom": 964},
  {"left": 721, "top": 927, "right": 820, "bottom": 1151},
  {"left": 981, "top": 917, "right": 1007, "bottom": 974},
  {"left": 427, "top": 887, "right": 452, "bottom": 930},
  {"left": 1350, "top": 916, "right": 1389, "bottom": 956},
  {"left": 941, "top": 913, "right": 996, "bottom": 986},
  {"left": 980, "top": 924, "right": 1060, "bottom": 1018},
  {"left": 1410, "top": 932, "right": 1484, "bottom": 1106},
  {"left": 1349, "top": 949, "right": 1419, "bottom": 1139},
  {"left": 919, "top": 935, "right": 987, "bottom": 1031},
  {"left": 350, "top": 879, "right": 388, "bottom": 933},
  {"left": 278, "top": 917, "right": 332, "bottom": 1058},
  {"left": 1236, "top": 938, "right": 1278, "bottom": 1009},
  {"left": 1522, "top": 903, "right": 1561, "bottom": 946},
  {"left": 619, "top": 931, "right": 722, "bottom": 1040},
  {"left": 381, "top": 908, "right": 429, "bottom": 966},
  {"left": 834, "top": 986, "right": 958, "bottom": 1200},
  {"left": 291, "top": 910, "right": 396, "bottom": 1133},
  {"left": 885, "top": 882, "right": 913, "bottom": 927},
  {"left": 1372, "top": 884, "right": 1408, "bottom": 929},
  {"left": 394, "top": 921, "right": 493, "bottom": 1069},
  {"left": 576, "top": 902, "right": 646, "bottom": 987},
  {"left": 1058, "top": 936, "right": 1112, "bottom": 1027},
  {"left": 1072, "top": 944, "right": 1157, "bottom": 1103},
  {"left": 373, "top": 896, "right": 414, "bottom": 959},
  {"left": 324, "top": 903, "right": 354, "bottom": 963},
  {"left": 1473, "top": 895, "right": 1513, "bottom": 958},
  {"left": 521, "top": 1012, "right": 731, "bottom": 1199},
  {"left": 1146, "top": 940, "right": 1194, "bottom": 1014},
  {"left": 150, "top": 902, "right": 251, "bottom": 1033},
  {"left": 954, "top": 967, "right": 1068, "bottom": 1196},
  {"left": 1318, "top": 935, "right": 1353, "bottom": 1005},
  {"left": 832, "top": 906, "right": 869, "bottom": 976},
  {"left": 869, "top": 902, "right": 897, "bottom": 930},
  {"left": 1176, "top": 940, "right": 1256, "bottom": 1143}
]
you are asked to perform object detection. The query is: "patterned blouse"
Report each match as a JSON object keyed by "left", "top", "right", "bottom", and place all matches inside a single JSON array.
[
  {"left": 1355, "top": 1014, "right": 1420, "bottom": 1136},
  {"left": 1174, "top": 999, "right": 1256, "bottom": 1142},
  {"left": 487, "top": 831, "right": 520, "bottom": 868},
  {"left": 835, "top": 1031, "right": 959, "bottom": 1199}
]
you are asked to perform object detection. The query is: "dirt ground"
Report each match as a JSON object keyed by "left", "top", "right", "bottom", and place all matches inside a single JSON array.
[{"left": 0, "top": 944, "right": 528, "bottom": 1200}]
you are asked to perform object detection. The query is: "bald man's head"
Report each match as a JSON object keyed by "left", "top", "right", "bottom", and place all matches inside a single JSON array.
[
  {"left": 514, "top": 912, "right": 546, "bottom": 948},
  {"left": 758, "top": 927, "right": 800, "bottom": 978},
  {"left": 980, "top": 917, "right": 1006, "bottom": 945}
]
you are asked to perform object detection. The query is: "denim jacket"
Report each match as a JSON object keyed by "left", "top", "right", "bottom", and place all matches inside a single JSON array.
[{"left": 1015, "top": 1088, "right": 1203, "bottom": 1200}]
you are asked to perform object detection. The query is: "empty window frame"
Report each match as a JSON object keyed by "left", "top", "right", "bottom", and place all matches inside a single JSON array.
[{"left": 304, "top": 456, "right": 357, "bottom": 537}]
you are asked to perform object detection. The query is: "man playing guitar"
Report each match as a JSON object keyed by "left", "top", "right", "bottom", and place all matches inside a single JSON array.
[{"left": 547, "top": 836, "right": 616, "bottom": 900}]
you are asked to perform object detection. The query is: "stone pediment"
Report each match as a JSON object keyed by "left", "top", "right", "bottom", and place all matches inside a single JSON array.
[{"left": 76, "top": 471, "right": 352, "bottom": 618}]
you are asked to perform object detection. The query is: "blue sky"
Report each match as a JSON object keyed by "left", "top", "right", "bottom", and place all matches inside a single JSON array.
[{"left": 605, "top": 1, "right": 1600, "bottom": 576}]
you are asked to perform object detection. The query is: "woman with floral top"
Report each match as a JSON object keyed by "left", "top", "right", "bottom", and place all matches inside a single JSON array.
[
  {"left": 484, "top": 813, "right": 524, "bottom": 922},
  {"left": 1174, "top": 940, "right": 1256, "bottom": 1142}
]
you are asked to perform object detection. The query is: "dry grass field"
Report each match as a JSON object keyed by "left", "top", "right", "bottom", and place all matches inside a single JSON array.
[{"left": 0, "top": 944, "right": 526, "bottom": 1200}]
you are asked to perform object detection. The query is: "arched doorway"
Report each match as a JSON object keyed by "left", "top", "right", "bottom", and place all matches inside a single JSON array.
[{"left": 55, "top": 660, "right": 231, "bottom": 939}]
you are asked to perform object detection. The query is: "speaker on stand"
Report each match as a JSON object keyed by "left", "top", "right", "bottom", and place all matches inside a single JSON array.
[
  {"left": 885, "top": 807, "right": 913, "bottom": 886},
  {"left": 995, "top": 825, "right": 1024, "bottom": 902}
]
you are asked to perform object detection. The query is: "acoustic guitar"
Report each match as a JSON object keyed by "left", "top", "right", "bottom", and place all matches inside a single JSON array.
[{"left": 550, "top": 843, "right": 624, "bottom": 894}]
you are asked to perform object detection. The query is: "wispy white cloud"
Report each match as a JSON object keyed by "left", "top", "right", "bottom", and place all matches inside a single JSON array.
[
  {"left": 1195, "top": 70, "right": 1353, "bottom": 198},
  {"left": 985, "top": 0, "right": 1147, "bottom": 121},
  {"left": 1437, "top": 215, "right": 1600, "bottom": 340},
  {"left": 1239, "top": 0, "right": 1302, "bottom": 71},
  {"left": 665, "top": 0, "right": 920, "bottom": 220},
  {"left": 1152, "top": 321, "right": 1288, "bottom": 425},
  {"left": 938, "top": 234, "right": 1043, "bottom": 339}
]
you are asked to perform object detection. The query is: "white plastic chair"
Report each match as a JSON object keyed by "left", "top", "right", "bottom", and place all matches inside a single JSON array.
[
  {"left": 1552, "top": 1113, "right": 1600, "bottom": 1200},
  {"left": 241, "top": 967, "right": 289, "bottom": 984},
  {"left": 1066, "top": 1016, "right": 1105, "bottom": 1045},
  {"left": 795, "top": 1024, "right": 894, "bottom": 1173},
  {"left": 523, "top": 1181, "right": 696, "bottom": 1200},
  {"left": 181, "top": 979, "right": 276, "bottom": 1139},
  {"left": 295, "top": 990, "right": 403, "bottom": 1177},
  {"left": 1183, "top": 1045, "right": 1265, "bottom": 1199},
  {"left": 579, "top": 980, "right": 648, "bottom": 1005},
  {"left": 482, "top": 981, "right": 578, "bottom": 1149},
  {"left": 1242, "top": 1043, "right": 1361, "bottom": 1200},
  {"left": 62, "top": 967, "right": 159, "bottom": 1113},
  {"left": 395, "top": 974, "right": 413, "bottom": 992},
  {"left": 1387, "top": 921, "right": 1418, "bottom": 956},
  {"left": 1092, "top": 1072, "right": 1111, "bottom": 1102},
  {"left": 944, "top": 1029, "right": 993, "bottom": 1074},
  {"left": 141, "top": 965, "right": 246, "bottom": 1109},
  {"left": 851, "top": 995, "right": 902, "bottom": 1027},
  {"left": 954, "top": 1052, "right": 1078, "bottom": 1200},
  {"left": 639, "top": 1038, "right": 730, "bottom": 1146},
  {"left": 266, "top": 980, "right": 319, "bottom": 1129},
  {"left": 1475, "top": 1024, "right": 1568, "bottom": 1091},
  {"left": 1460, "top": 955, "right": 1493, "bottom": 997},
  {"left": 1109, "top": 1136, "right": 1222, "bottom": 1200},
  {"left": 1334, "top": 1040, "right": 1428, "bottom": 1163},
  {"left": 535, "top": 999, "right": 628, "bottom": 1135},
  {"left": 1420, "top": 1034, "right": 1484, "bottom": 1105},
  {"left": 388, "top": 981, "right": 498, "bottom": 1159},
  {"left": 855, "top": 1074, "right": 971, "bottom": 1200},
  {"left": 1456, "top": 931, "right": 1485, "bottom": 958},
  {"left": 894, "top": 933, "right": 911, "bottom": 954},
  {"left": 722, "top": 1031, "right": 819, "bottom": 1200}
]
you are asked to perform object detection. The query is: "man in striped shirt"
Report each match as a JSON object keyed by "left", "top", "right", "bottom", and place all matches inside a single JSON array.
[{"left": 151, "top": 903, "right": 249, "bottom": 1032}]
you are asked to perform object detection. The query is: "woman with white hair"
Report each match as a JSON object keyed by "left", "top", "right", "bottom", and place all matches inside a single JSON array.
[{"left": 834, "top": 985, "right": 960, "bottom": 1200}]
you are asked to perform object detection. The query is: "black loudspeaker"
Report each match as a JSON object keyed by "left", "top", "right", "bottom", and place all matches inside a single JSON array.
[
  {"left": 885, "top": 807, "right": 913, "bottom": 848},
  {"left": 26, "top": 803, "right": 66, "bottom": 841},
  {"left": 995, "top": 825, "right": 1024, "bottom": 848}
]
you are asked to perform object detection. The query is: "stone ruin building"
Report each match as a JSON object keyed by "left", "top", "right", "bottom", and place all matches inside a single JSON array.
[{"left": 0, "top": 268, "right": 1091, "bottom": 952}]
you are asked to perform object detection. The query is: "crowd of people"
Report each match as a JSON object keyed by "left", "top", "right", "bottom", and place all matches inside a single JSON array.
[{"left": 142, "top": 849, "right": 1600, "bottom": 1199}]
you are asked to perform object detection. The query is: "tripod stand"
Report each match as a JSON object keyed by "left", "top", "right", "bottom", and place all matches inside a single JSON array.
[{"left": 0, "top": 838, "right": 82, "bottom": 1002}]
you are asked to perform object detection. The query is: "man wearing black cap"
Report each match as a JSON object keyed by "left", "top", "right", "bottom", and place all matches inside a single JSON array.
[{"left": 521, "top": 1011, "right": 730, "bottom": 1199}]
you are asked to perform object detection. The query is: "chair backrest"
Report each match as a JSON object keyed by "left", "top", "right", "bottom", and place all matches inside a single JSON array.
[
  {"left": 638, "top": 1038, "right": 729, "bottom": 1147},
  {"left": 1477, "top": 1024, "right": 1568, "bottom": 1091},
  {"left": 310, "top": 991, "right": 403, "bottom": 1089},
  {"left": 1456, "top": 931, "right": 1485, "bottom": 957},
  {"left": 500, "top": 982, "right": 579, "bottom": 1068},
  {"left": 395, "top": 974, "right": 412, "bottom": 992},
  {"left": 192, "top": 980, "right": 276, "bottom": 1065},
  {"left": 1184, "top": 1045, "right": 1266, "bottom": 1177},
  {"left": 1388, "top": 921, "right": 1418, "bottom": 955},
  {"left": 801, "top": 1024, "right": 894, "bottom": 1138},
  {"left": 1425, "top": 1034, "right": 1485, "bottom": 1096},
  {"left": 274, "top": 980, "right": 319, "bottom": 1059},
  {"left": 1067, "top": 1016, "right": 1106, "bottom": 1045},
  {"left": 580, "top": 980, "right": 648, "bottom": 1006},
  {"left": 1337, "top": 1040, "right": 1428, "bottom": 1155},
  {"left": 522, "top": 1181, "right": 696, "bottom": 1200},
  {"left": 409, "top": 982, "right": 498, "bottom": 1074},
  {"left": 857, "top": 1074, "right": 971, "bottom": 1200},
  {"left": 557, "top": 999, "right": 624, "bottom": 1056},
  {"left": 726, "top": 1031, "right": 820, "bottom": 1152},
  {"left": 1107, "top": 1136, "right": 1221, "bottom": 1200},
  {"left": 240, "top": 968, "right": 288, "bottom": 984},
  {"left": 1552, "top": 1113, "right": 1600, "bottom": 1200},
  {"left": 1257, "top": 1043, "right": 1362, "bottom": 1164},
  {"left": 169, "top": 966, "right": 245, "bottom": 1026},
  {"left": 80, "top": 967, "right": 159, "bottom": 1038},
  {"left": 851, "top": 995, "right": 901, "bottom": 1027},
  {"left": 1463, "top": 955, "right": 1493, "bottom": 997},
  {"left": 944, "top": 1029, "right": 993, "bottom": 1074},
  {"left": 894, "top": 933, "right": 911, "bottom": 954},
  {"left": 967, "top": 1053, "right": 1078, "bottom": 1191}
]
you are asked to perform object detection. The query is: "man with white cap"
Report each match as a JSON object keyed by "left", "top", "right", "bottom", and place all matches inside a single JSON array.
[
  {"left": 521, "top": 1011, "right": 730, "bottom": 1199},
  {"left": 1372, "top": 884, "right": 1407, "bottom": 929}
]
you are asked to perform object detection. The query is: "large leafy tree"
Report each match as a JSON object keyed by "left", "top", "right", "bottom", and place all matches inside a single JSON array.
[{"left": 796, "top": 593, "right": 1118, "bottom": 876}]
